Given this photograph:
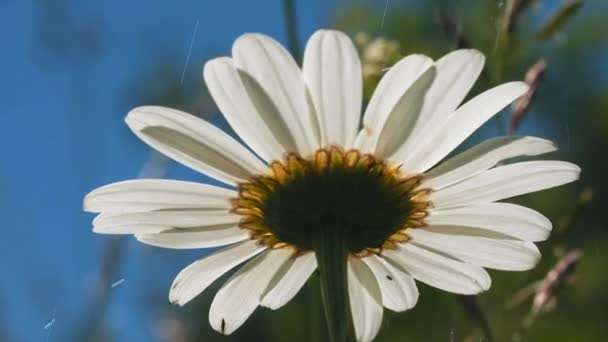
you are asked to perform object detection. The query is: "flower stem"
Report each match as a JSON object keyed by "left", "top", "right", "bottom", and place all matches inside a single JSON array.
[{"left": 313, "top": 226, "right": 351, "bottom": 342}]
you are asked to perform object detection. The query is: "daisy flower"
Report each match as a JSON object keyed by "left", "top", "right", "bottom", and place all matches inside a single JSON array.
[{"left": 84, "top": 30, "right": 580, "bottom": 342}]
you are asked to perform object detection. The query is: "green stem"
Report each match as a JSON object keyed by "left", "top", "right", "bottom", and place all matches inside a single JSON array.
[
  {"left": 313, "top": 226, "right": 351, "bottom": 342},
  {"left": 282, "top": 0, "right": 301, "bottom": 61}
]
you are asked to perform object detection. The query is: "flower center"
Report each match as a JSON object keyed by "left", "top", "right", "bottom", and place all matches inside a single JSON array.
[{"left": 231, "top": 147, "right": 430, "bottom": 256}]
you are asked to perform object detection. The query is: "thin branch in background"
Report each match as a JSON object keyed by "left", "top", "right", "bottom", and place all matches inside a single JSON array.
[
  {"left": 510, "top": 249, "right": 583, "bottom": 341},
  {"left": 531, "top": 250, "right": 583, "bottom": 315},
  {"left": 433, "top": 7, "right": 471, "bottom": 49},
  {"left": 502, "top": 0, "right": 532, "bottom": 35},
  {"left": 496, "top": 0, "right": 534, "bottom": 57},
  {"left": 282, "top": 0, "right": 301, "bottom": 61},
  {"left": 458, "top": 295, "right": 494, "bottom": 342},
  {"left": 536, "top": 0, "right": 585, "bottom": 41},
  {"left": 508, "top": 188, "right": 591, "bottom": 340},
  {"left": 509, "top": 59, "right": 546, "bottom": 134},
  {"left": 553, "top": 187, "right": 594, "bottom": 240},
  {"left": 506, "top": 186, "right": 594, "bottom": 340},
  {"left": 505, "top": 281, "right": 542, "bottom": 310}
]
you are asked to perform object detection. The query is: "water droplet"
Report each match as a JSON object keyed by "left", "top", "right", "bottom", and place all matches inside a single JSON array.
[
  {"left": 111, "top": 278, "right": 125, "bottom": 288},
  {"left": 43, "top": 318, "right": 55, "bottom": 330}
]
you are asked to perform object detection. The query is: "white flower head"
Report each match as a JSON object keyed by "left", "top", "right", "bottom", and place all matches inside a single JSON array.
[{"left": 84, "top": 29, "right": 580, "bottom": 342}]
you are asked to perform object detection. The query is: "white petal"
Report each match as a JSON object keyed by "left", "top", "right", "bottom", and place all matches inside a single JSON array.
[
  {"left": 209, "top": 248, "right": 293, "bottom": 335},
  {"left": 394, "top": 82, "right": 529, "bottom": 172},
  {"left": 84, "top": 179, "right": 234, "bottom": 213},
  {"left": 261, "top": 252, "right": 317, "bottom": 310},
  {"left": 383, "top": 243, "right": 491, "bottom": 295},
  {"left": 355, "top": 54, "right": 434, "bottom": 152},
  {"left": 348, "top": 257, "right": 383, "bottom": 342},
  {"left": 303, "top": 30, "right": 362, "bottom": 147},
  {"left": 232, "top": 33, "right": 320, "bottom": 154},
  {"left": 125, "top": 106, "right": 266, "bottom": 185},
  {"left": 362, "top": 255, "right": 418, "bottom": 312},
  {"left": 414, "top": 49, "right": 485, "bottom": 129},
  {"left": 431, "top": 161, "right": 581, "bottom": 209},
  {"left": 427, "top": 203, "right": 552, "bottom": 241},
  {"left": 92, "top": 210, "right": 238, "bottom": 234},
  {"left": 374, "top": 66, "right": 437, "bottom": 158},
  {"left": 204, "top": 57, "right": 297, "bottom": 161},
  {"left": 95, "top": 224, "right": 166, "bottom": 234},
  {"left": 407, "top": 228, "right": 541, "bottom": 271},
  {"left": 422, "top": 136, "right": 557, "bottom": 190},
  {"left": 169, "top": 240, "right": 266, "bottom": 306},
  {"left": 136, "top": 225, "right": 249, "bottom": 249}
]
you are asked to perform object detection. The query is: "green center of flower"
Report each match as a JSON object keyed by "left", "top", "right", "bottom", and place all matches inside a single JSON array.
[{"left": 232, "top": 147, "right": 430, "bottom": 256}]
